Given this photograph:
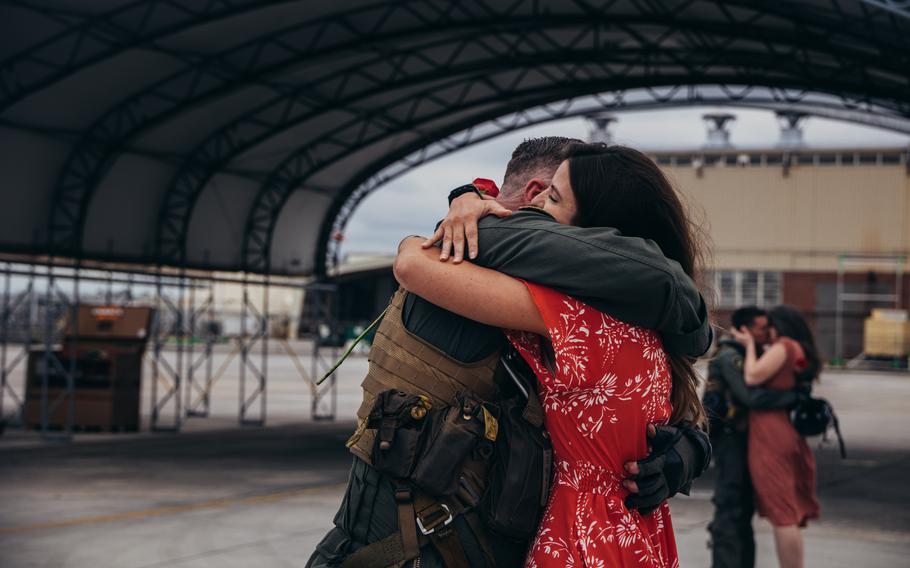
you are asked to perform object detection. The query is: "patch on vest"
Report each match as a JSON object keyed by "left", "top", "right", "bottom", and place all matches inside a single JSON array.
[{"left": 482, "top": 406, "right": 499, "bottom": 442}]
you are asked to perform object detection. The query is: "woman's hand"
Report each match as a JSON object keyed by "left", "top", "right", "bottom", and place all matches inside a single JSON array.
[
  {"left": 421, "top": 193, "right": 512, "bottom": 263},
  {"left": 729, "top": 325, "right": 754, "bottom": 347}
]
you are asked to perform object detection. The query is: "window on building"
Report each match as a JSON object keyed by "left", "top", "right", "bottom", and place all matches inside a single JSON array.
[
  {"left": 741, "top": 270, "right": 759, "bottom": 305},
  {"left": 718, "top": 271, "right": 737, "bottom": 307},
  {"left": 762, "top": 271, "right": 782, "bottom": 306},
  {"left": 710, "top": 270, "right": 782, "bottom": 308}
]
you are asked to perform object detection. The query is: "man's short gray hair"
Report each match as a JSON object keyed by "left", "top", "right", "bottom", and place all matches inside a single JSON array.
[{"left": 501, "top": 136, "right": 584, "bottom": 196}]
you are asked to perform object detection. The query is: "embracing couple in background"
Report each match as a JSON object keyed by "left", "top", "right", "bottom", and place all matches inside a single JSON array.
[{"left": 309, "top": 136, "right": 714, "bottom": 568}]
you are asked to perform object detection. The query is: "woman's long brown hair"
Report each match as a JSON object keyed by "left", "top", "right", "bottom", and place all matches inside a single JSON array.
[{"left": 563, "top": 143, "right": 708, "bottom": 427}]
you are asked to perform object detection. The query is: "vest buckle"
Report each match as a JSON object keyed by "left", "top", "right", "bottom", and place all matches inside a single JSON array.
[{"left": 416, "top": 503, "right": 453, "bottom": 535}]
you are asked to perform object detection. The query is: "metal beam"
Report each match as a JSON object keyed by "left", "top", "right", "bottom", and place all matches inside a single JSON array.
[
  {"left": 859, "top": 0, "right": 910, "bottom": 20},
  {"left": 48, "top": 1, "right": 910, "bottom": 264},
  {"left": 0, "top": 1, "right": 300, "bottom": 111},
  {"left": 47, "top": 0, "right": 541, "bottom": 257},
  {"left": 164, "top": 21, "right": 910, "bottom": 269},
  {"left": 246, "top": 77, "right": 910, "bottom": 275},
  {"left": 308, "top": 88, "right": 910, "bottom": 276}
]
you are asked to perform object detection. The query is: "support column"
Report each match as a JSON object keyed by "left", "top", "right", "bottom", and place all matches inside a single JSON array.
[{"left": 151, "top": 268, "right": 181, "bottom": 432}]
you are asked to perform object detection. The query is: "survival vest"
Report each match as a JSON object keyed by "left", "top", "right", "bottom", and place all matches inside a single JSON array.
[
  {"left": 339, "top": 288, "right": 550, "bottom": 568},
  {"left": 347, "top": 287, "right": 500, "bottom": 463}
]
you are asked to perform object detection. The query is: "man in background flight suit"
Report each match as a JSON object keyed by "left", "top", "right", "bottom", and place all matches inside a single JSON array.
[{"left": 309, "top": 137, "right": 714, "bottom": 568}]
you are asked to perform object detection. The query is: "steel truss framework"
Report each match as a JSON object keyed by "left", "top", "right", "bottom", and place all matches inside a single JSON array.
[
  {"left": 0, "top": 263, "right": 80, "bottom": 440},
  {"left": 0, "top": 260, "right": 329, "bottom": 434},
  {"left": 1, "top": 1, "right": 909, "bottom": 278},
  {"left": 303, "top": 283, "right": 340, "bottom": 421}
]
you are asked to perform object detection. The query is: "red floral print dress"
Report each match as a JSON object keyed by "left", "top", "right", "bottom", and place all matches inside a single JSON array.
[{"left": 505, "top": 282, "right": 679, "bottom": 568}]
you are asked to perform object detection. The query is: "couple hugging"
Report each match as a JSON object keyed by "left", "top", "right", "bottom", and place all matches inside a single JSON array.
[{"left": 309, "top": 137, "right": 714, "bottom": 568}]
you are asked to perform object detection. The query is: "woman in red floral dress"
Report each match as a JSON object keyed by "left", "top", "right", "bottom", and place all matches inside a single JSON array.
[{"left": 395, "top": 143, "right": 706, "bottom": 567}]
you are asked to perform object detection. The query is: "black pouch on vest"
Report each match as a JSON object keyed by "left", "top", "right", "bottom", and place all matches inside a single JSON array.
[
  {"left": 367, "top": 390, "right": 432, "bottom": 479},
  {"left": 411, "top": 392, "right": 493, "bottom": 497},
  {"left": 482, "top": 348, "right": 553, "bottom": 540}
]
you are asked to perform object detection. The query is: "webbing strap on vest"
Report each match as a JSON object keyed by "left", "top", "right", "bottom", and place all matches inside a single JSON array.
[
  {"left": 340, "top": 462, "right": 495, "bottom": 567},
  {"left": 338, "top": 489, "right": 488, "bottom": 568},
  {"left": 339, "top": 533, "right": 407, "bottom": 568},
  {"left": 429, "top": 526, "right": 470, "bottom": 567},
  {"left": 338, "top": 484, "right": 421, "bottom": 568},
  {"left": 397, "top": 485, "right": 421, "bottom": 560}
]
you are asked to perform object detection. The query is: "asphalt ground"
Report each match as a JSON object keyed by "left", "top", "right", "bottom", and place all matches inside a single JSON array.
[{"left": 0, "top": 346, "right": 908, "bottom": 567}]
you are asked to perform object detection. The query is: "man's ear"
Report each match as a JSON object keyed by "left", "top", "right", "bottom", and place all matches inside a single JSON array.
[{"left": 521, "top": 178, "right": 548, "bottom": 204}]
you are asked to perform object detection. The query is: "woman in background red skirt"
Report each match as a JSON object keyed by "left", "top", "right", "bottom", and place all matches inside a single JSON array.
[{"left": 731, "top": 305, "right": 820, "bottom": 568}]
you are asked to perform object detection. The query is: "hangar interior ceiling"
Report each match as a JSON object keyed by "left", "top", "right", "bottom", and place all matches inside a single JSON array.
[{"left": 0, "top": 0, "right": 909, "bottom": 277}]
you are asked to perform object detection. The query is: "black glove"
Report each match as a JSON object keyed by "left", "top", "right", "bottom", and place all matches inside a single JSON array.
[{"left": 624, "top": 424, "right": 712, "bottom": 515}]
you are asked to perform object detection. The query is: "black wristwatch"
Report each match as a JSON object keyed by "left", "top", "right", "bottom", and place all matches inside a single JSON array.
[{"left": 447, "top": 184, "right": 483, "bottom": 205}]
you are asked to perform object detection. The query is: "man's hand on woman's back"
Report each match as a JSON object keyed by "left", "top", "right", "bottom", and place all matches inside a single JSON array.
[{"left": 622, "top": 424, "right": 712, "bottom": 515}]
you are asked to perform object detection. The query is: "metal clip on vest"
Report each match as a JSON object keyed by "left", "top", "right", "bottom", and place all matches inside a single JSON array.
[{"left": 416, "top": 503, "right": 454, "bottom": 535}]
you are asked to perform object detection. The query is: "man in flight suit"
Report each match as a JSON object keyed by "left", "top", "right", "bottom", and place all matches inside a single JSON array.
[
  {"left": 705, "top": 306, "right": 801, "bottom": 568},
  {"left": 309, "top": 137, "right": 714, "bottom": 567}
]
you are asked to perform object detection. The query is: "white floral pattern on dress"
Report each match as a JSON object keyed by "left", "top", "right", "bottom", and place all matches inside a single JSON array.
[{"left": 506, "top": 285, "right": 678, "bottom": 568}]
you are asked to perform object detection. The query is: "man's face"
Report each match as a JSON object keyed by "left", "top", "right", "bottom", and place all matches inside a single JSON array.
[
  {"left": 747, "top": 315, "right": 770, "bottom": 344},
  {"left": 498, "top": 166, "right": 558, "bottom": 210}
]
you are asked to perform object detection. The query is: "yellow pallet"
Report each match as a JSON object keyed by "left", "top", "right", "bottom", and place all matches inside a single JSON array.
[{"left": 864, "top": 318, "right": 910, "bottom": 357}]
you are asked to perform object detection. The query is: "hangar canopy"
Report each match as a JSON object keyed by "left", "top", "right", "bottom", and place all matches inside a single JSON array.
[{"left": 1, "top": 0, "right": 909, "bottom": 277}]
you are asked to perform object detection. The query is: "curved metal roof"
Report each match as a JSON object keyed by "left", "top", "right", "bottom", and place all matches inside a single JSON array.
[{"left": 1, "top": 0, "right": 908, "bottom": 277}]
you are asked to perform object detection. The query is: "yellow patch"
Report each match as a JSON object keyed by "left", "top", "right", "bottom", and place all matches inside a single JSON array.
[
  {"left": 345, "top": 418, "right": 368, "bottom": 448},
  {"left": 481, "top": 406, "right": 499, "bottom": 442}
]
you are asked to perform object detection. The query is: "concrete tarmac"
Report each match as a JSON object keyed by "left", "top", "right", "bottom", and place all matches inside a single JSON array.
[{"left": 1, "top": 352, "right": 908, "bottom": 567}]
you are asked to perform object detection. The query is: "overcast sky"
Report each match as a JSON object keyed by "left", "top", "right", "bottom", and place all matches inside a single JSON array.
[{"left": 340, "top": 106, "right": 909, "bottom": 259}]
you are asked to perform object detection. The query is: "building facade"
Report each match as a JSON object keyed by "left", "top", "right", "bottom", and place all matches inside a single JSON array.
[{"left": 654, "top": 147, "right": 910, "bottom": 361}]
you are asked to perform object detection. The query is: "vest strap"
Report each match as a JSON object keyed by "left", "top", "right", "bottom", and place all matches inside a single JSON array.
[
  {"left": 338, "top": 533, "right": 405, "bottom": 568},
  {"left": 395, "top": 484, "right": 421, "bottom": 561},
  {"left": 338, "top": 485, "right": 497, "bottom": 568},
  {"left": 429, "top": 524, "right": 470, "bottom": 567}
]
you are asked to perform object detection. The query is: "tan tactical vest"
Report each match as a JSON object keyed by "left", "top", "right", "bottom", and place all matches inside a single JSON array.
[{"left": 347, "top": 287, "right": 501, "bottom": 463}]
